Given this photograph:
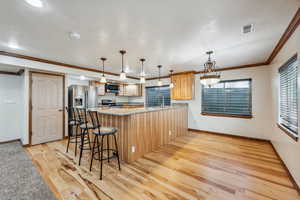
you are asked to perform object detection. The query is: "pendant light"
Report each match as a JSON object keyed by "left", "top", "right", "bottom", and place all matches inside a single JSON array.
[
  {"left": 119, "top": 50, "right": 127, "bottom": 80},
  {"left": 100, "top": 57, "right": 107, "bottom": 83},
  {"left": 169, "top": 70, "right": 174, "bottom": 88},
  {"left": 157, "top": 65, "right": 162, "bottom": 86},
  {"left": 140, "top": 58, "right": 146, "bottom": 84},
  {"left": 200, "top": 51, "right": 221, "bottom": 87}
]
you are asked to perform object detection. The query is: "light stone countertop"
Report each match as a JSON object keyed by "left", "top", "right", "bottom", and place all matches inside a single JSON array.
[{"left": 88, "top": 104, "right": 187, "bottom": 116}]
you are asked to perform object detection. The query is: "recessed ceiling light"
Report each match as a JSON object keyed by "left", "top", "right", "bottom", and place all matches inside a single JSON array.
[
  {"left": 80, "top": 75, "right": 85, "bottom": 80},
  {"left": 69, "top": 32, "right": 81, "bottom": 40},
  {"left": 25, "top": 0, "right": 43, "bottom": 8},
  {"left": 8, "top": 40, "right": 20, "bottom": 49}
]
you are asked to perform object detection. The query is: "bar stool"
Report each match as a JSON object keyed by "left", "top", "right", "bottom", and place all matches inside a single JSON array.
[
  {"left": 66, "top": 107, "right": 82, "bottom": 156},
  {"left": 88, "top": 111, "right": 121, "bottom": 180},
  {"left": 77, "top": 108, "right": 96, "bottom": 166}
]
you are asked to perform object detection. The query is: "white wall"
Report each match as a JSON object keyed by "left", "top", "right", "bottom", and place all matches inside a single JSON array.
[
  {"left": 145, "top": 69, "right": 272, "bottom": 139},
  {"left": 187, "top": 68, "right": 272, "bottom": 139},
  {"left": 0, "top": 72, "right": 24, "bottom": 142},
  {"left": 269, "top": 25, "right": 300, "bottom": 186}
]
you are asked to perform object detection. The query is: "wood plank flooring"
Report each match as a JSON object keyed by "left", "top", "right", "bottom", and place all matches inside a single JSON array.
[{"left": 25, "top": 132, "right": 300, "bottom": 200}]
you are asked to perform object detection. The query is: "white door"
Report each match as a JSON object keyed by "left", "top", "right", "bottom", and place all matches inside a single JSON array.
[{"left": 31, "top": 73, "right": 64, "bottom": 145}]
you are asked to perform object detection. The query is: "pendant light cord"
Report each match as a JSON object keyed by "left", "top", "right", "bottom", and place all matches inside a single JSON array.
[{"left": 122, "top": 54, "right": 124, "bottom": 72}]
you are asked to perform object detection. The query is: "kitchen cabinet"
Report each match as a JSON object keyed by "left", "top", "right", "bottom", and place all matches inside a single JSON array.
[
  {"left": 119, "top": 84, "right": 142, "bottom": 97},
  {"left": 97, "top": 84, "right": 105, "bottom": 96},
  {"left": 171, "top": 72, "right": 195, "bottom": 100},
  {"left": 90, "top": 81, "right": 105, "bottom": 96},
  {"left": 90, "top": 81, "right": 143, "bottom": 97}
]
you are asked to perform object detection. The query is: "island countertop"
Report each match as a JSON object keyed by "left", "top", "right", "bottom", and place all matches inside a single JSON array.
[
  {"left": 89, "top": 103, "right": 189, "bottom": 163},
  {"left": 88, "top": 103, "right": 187, "bottom": 116}
]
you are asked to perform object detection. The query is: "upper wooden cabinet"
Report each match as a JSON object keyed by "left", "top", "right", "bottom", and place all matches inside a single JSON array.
[
  {"left": 171, "top": 72, "right": 195, "bottom": 100},
  {"left": 118, "top": 84, "right": 142, "bottom": 97},
  {"left": 90, "top": 81, "right": 143, "bottom": 97}
]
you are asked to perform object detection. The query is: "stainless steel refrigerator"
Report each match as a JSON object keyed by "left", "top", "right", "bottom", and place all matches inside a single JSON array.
[{"left": 68, "top": 85, "right": 98, "bottom": 108}]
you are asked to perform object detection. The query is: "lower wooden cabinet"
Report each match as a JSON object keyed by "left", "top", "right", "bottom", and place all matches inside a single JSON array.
[{"left": 171, "top": 72, "right": 195, "bottom": 100}]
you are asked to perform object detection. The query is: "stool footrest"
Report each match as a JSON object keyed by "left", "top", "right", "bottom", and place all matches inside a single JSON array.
[{"left": 92, "top": 149, "right": 118, "bottom": 161}]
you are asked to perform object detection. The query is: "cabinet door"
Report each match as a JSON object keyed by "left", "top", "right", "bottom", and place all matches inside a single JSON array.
[
  {"left": 171, "top": 73, "right": 194, "bottom": 100},
  {"left": 118, "top": 84, "right": 124, "bottom": 96},
  {"left": 97, "top": 84, "right": 105, "bottom": 96},
  {"left": 172, "top": 75, "right": 181, "bottom": 99}
]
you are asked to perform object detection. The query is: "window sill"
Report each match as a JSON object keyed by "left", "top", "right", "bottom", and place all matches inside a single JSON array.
[
  {"left": 201, "top": 112, "right": 253, "bottom": 119},
  {"left": 276, "top": 123, "right": 298, "bottom": 142}
]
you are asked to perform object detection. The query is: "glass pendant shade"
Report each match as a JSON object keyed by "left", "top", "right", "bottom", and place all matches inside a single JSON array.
[
  {"left": 100, "top": 75, "right": 107, "bottom": 83},
  {"left": 169, "top": 70, "right": 174, "bottom": 88},
  {"left": 120, "top": 72, "right": 126, "bottom": 80},
  {"left": 169, "top": 82, "right": 174, "bottom": 88},
  {"left": 139, "top": 58, "right": 146, "bottom": 84},
  {"left": 119, "top": 50, "right": 127, "bottom": 80},
  {"left": 157, "top": 80, "right": 162, "bottom": 86},
  {"left": 200, "top": 75, "right": 220, "bottom": 86},
  {"left": 100, "top": 57, "right": 107, "bottom": 83},
  {"left": 140, "top": 76, "right": 145, "bottom": 84}
]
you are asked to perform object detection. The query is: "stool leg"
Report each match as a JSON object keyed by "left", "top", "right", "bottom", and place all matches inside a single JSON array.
[
  {"left": 107, "top": 135, "right": 110, "bottom": 163},
  {"left": 96, "top": 135, "right": 101, "bottom": 162},
  {"left": 75, "top": 125, "right": 78, "bottom": 156},
  {"left": 87, "top": 131, "right": 92, "bottom": 150},
  {"left": 89, "top": 135, "right": 97, "bottom": 171},
  {"left": 100, "top": 135, "right": 104, "bottom": 180},
  {"left": 113, "top": 134, "right": 121, "bottom": 171},
  {"left": 78, "top": 129, "right": 85, "bottom": 166},
  {"left": 66, "top": 125, "right": 71, "bottom": 153}
]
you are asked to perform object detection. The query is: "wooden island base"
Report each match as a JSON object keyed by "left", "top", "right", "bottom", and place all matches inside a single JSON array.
[{"left": 95, "top": 105, "right": 189, "bottom": 163}]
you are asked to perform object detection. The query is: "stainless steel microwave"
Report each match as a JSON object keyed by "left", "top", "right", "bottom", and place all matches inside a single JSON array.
[{"left": 105, "top": 84, "right": 119, "bottom": 93}]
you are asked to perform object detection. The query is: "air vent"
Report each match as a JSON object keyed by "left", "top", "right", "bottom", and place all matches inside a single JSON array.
[{"left": 242, "top": 24, "right": 254, "bottom": 34}]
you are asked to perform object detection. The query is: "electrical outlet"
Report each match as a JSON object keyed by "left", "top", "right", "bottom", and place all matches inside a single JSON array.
[
  {"left": 131, "top": 146, "right": 136, "bottom": 153},
  {"left": 169, "top": 130, "right": 172, "bottom": 136}
]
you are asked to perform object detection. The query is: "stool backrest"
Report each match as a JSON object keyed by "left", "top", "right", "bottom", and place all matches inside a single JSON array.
[
  {"left": 76, "top": 108, "right": 88, "bottom": 128},
  {"left": 88, "top": 111, "right": 101, "bottom": 132},
  {"left": 68, "top": 107, "right": 76, "bottom": 122}
]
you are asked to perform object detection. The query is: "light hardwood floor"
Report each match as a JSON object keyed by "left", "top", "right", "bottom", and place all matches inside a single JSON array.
[{"left": 26, "top": 132, "right": 300, "bottom": 200}]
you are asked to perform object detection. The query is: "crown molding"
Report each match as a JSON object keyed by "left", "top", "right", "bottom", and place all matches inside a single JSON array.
[
  {"left": 266, "top": 8, "right": 300, "bottom": 64},
  {"left": 0, "top": 51, "right": 139, "bottom": 80},
  {"left": 146, "top": 8, "right": 300, "bottom": 80}
]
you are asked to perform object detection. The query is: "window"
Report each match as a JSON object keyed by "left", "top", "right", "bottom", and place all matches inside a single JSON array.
[
  {"left": 279, "top": 55, "right": 298, "bottom": 138},
  {"left": 201, "top": 79, "right": 252, "bottom": 118},
  {"left": 146, "top": 86, "right": 171, "bottom": 107}
]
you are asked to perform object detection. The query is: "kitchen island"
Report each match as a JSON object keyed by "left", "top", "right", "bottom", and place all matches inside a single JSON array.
[{"left": 89, "top": 104, "right": 189, "bottom": 163}]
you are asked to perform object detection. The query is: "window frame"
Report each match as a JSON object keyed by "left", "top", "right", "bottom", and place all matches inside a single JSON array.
[
  {"left": 145, "top": 85, "right": 171, "bottom": 107},
  {"left": 201, "top": 78, "right": 253, "bottom": 119},
  {"left": 278, "top": 54, "right": 299, "bottom": 142}
]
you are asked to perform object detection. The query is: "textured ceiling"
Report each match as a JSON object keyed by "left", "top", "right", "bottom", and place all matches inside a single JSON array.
[{"left": 0, "top": 0, "right": 299, "bottom": 78}]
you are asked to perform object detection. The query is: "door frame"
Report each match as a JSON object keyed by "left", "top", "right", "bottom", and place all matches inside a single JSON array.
[{"left": 29, "top": 71, "right": 65, "bottom": 145}]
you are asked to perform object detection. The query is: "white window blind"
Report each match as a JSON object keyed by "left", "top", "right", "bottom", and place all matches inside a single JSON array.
[
  {"left": 202, "top": 79, "right": 252, "bottom": 116},
  {"left": 279, "top": 55, "right": 298, "bottom": 135}
]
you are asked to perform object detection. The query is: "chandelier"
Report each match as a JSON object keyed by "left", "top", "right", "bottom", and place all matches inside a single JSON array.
[{"left": 200, "top": 51, "right": 220, "bottom": 86}]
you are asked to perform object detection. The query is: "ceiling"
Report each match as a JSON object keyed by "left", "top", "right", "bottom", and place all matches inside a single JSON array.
[{"left": 0, "top": 0, "right": 299, "bottom": 78}]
